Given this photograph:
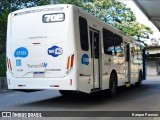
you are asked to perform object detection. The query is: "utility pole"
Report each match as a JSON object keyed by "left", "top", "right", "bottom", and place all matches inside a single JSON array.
[{"left": 50, "top": 0, "right": 57, "bottom": 4}]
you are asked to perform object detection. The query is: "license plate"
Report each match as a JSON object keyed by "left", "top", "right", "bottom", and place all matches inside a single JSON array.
[{"left": 33, "top": 72, "right": 45, "bottom": 78}]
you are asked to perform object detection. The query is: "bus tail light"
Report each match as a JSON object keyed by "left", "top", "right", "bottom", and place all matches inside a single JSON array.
[
  {"left": 67, "top": 56, "right": 71, "bottom": 70},
  {"left": 70, "top": 54, "right": 74, "bottom": 68},
  {"left": 7, "top": 57, "right": 12, "bottom": 72},
  {"left": 67, "top": 54, "right": 74, "bottom": 74}
]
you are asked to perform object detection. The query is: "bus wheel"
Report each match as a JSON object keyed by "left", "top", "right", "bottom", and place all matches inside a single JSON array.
[
  {"left": 136, "top": 72, "right": 142, "bottom": 87},
  {"left": 59, "top": 90, "right": 76, "bottom": 97},
  {"left": 109, "top": 73, "right": 117, "bottom": 97}
]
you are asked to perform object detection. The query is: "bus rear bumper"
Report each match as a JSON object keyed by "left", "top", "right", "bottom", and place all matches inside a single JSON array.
[{"left": 6, "top": 71, "right": 78, "bottom": 91}]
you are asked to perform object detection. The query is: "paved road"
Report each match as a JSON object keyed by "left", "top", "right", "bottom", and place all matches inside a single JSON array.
[{"left": 0, "top": 76, "right": 160, "bottom": 120}]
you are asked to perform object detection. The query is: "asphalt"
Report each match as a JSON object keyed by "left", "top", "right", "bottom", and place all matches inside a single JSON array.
[{"left": 0, "top": 75, "right": 160, "bottom": 120}]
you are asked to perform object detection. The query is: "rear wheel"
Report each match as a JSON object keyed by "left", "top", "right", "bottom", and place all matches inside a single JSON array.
[
  {"left": 109, "top": 73, "right": 117, "bottom": 97},
  {"left": 136, "top": 72, "right": 142, "bottom": 87}
]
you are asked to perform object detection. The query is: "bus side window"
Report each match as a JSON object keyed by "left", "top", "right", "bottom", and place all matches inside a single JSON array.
[
  {"left": 135, "top": 45, "right": 140, "bottom": 60},
  {"left": 133, "top": 44, "right": 142, "bottom": 64},
  {"left": 103, "top": 28, "right": 114, "bottom": 55},
  {"left": 125, "top": 43, "right": 130, "bottom": 62},
  {"left": 79, "top": 16, "right": 89, "bottom": 51},
  {"left": 114, "top": 34, "right": 123, "bottom": 57},
  {"left": 89, "top": 30, "right": 93, "bottom": 58},
  {"left": 137, "top": 46, "right": 143, "bottom": 64},
  {"left": 131, "top": 43, "right": 135, "bottom": 58},
  {"left": 94, "top": 32, "right": 99, "bottom": 59}
]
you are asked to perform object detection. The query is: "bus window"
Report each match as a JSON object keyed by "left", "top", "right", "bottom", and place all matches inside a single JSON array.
[
  {"left": 89, "top": 30, "right": 93, "bottom": 58},
  {"left": 131, "top": 43, "right": 135, "bottom": 59},
  {"left": 79, "top": 16, "right": 89, "bottom": 51},
  {"left": 103, "top": 28, "right": 114, "bottom": 55},
  {"left": 137, "top": 46, "right": 143, "bottom": 64},
  {"left": 94, "top": 32, "right": 99, "bottom": 59},
  {"left": 114, "top": 34, "right": 123, "bottom": 57},
  {"left": 125, "top": 43, "right": 130, "bottom": 62}
]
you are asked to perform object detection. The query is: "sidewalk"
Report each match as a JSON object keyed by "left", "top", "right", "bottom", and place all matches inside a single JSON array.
[{"left": 146, "top": 75, "right": 160, "bottom": 80}]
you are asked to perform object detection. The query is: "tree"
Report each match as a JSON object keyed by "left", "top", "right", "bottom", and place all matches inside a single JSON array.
[
  {"left": 0, "top": 10, "right": 8, "bottom": 53},
  {"left": 0, "top": 0, "right": 50, "bottom": 14},
  {"left": 58, "top": 0, "right": 153, "bottom": 37},
  {"left": 113, "top": 21, "right": 153, "bottom": 37}
]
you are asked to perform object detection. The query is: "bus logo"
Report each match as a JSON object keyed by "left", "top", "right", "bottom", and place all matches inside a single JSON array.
[
  {"left": 14, "top": 47, "right": 28, "bottom": 58},
  {"left": 27, "top": 62, "right": 47, "bottom": 68},
  {"left": 81, "top": 54, "right": 89, "bottom": 65},
  {"left": 16, "top": 59, "right": 22, "bottom": 66},
  {"left": 48, "top": 46, "right": 63, "bottom": 57}
]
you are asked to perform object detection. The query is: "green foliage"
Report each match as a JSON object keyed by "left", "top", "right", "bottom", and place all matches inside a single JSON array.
[
  {"left": 83, "top": 0, "right": 136, "bottom": 23},
  {"left": 58, "top": 0, "right": 83, "bottom": 6},
  {"left": 113, "top": 21, "right": 153, "bottom": 37},
  {"left": 0, "top": 53, "right": 6, "bottom": 77},
  {"left": 58, "top": 0, "right": 153, "bottom": 38},
  {"left": 0, "top": 0, "right": 50, "bottom": 14},
  {"left": 0, "top": 10, "right": 8, "bottom": 49}
]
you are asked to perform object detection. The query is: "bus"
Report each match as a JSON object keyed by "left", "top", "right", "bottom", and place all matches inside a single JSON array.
[{"left": 6, "top": 4, "right": 146, "bottom": 96}]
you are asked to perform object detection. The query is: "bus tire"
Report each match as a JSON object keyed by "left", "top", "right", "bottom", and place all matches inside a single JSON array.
[
  {"left": 109, "top": 73, "right": 117, "bottom": 97},
  {"left": 136, "top": 72, "right": 142, "bottom": 87}
]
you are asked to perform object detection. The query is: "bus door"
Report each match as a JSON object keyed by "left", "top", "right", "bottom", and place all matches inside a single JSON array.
[
  {"left": 125, "top": 42, "right": 131, "bottom": 83},
  {"left": 89, "top": 28, "right": 100, "bottom": 89}
]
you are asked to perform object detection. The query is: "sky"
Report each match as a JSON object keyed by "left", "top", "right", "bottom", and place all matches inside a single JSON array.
[{"left": 118, "top": 0, "right": 160, "bottom": 39}]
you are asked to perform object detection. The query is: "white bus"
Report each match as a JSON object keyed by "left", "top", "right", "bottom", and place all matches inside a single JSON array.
[{"left": 6, "top": 4, "right": 146, "bottom": 96}]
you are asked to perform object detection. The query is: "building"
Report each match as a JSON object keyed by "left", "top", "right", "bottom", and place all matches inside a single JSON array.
[{"left": 146, "top": 46, "right": 160, "bottom": 75}]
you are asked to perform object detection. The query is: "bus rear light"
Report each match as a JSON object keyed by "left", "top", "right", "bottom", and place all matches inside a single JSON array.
[
  {"left": 66, "top": 54, "right": 74, "bottom": 74},
  {"left": 9, "top": 60, "right": 12, "bottom": 71},
  {"left": 67, "top": 56, "right": 71, "bottom": 70},
  {"left": 70, "top": 54, "right": 74, "bottom": 68},
  {"left": 7, "top": 57, "right": 12, "bottom": 72}
]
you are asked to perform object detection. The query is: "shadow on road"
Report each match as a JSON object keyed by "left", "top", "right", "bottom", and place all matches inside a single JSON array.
[{"left": 19, "top": 79, "right": 160, "bottom": 110}]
